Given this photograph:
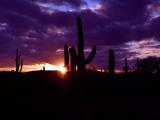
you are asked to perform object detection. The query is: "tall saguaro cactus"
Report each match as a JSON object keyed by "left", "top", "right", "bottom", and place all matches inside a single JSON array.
[
  {"left": 15, "top": 49, "right": 23, "bottom": 73},
  {"left": 69, "top": 46, "right": 77, "bottom": 72},
  {"left": 64, "top": 45, "right": 69, "bottom": 71},
  {"left": 64, "top": 17, "right": 96, "bottom": 73},
  {"left": 108, "top": 49, "right": 115, "bottom": 74},
  {"left": 123, "top": 57, "right": 129, "bottom": 74},
  {"left": 77, "top": 17, "right": 96, "bottom": 73}
]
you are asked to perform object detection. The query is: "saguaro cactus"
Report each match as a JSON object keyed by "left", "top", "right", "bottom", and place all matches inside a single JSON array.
[
  {"left": 69, "top": 46, "right": 77, "bottom": 72},
  {"left": 64, "top": 17, "right": 96, "bottom": 73},
  {"left": 123, "top": 58, "right": 129, "bottom": 74},
  {"left": 64, "top": 45, "right": 69, "bottom": 71},
  {"left": 15, "top": 49, "right": 23, "bottom": 73},
  {"left": 77, "top": 17, "right": 96, "bottom": 73},
  {"left": 108, "top": 49, "right": 115, "bottom": 74}
]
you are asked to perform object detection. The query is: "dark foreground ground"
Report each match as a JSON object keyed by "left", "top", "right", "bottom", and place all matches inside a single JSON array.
[{"left": 0, "top": 70, "right": 160, "bottom": 119}]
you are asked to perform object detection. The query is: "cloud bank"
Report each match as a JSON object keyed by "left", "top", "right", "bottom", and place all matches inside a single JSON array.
[{"left": 0, "top": 0, "right": 160, "bottom": 69}]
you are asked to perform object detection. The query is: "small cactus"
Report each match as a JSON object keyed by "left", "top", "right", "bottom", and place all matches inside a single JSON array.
[
  {"left": 43, "top": 66, "right": 45, "bottom": 71},
  {"left": 123, "top": 58, "right": 129, "bottom": 74},
  {"left": 108, "top": 49, "right": 115, "bottom": 74},
  {"left": 15, "top": 49, "right": 23, "bottom": 73}
]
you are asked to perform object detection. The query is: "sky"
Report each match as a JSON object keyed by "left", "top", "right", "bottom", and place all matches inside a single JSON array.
[{"left": 0, "top": 0, "right": 160, "bottom": 71}]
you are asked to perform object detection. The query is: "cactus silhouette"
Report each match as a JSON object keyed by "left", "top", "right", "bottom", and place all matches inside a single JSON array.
[
  {"left": 123, "top": 58, "right": 129, "bottom": 74},
  {"left": 64, "top": 17, "right": 96, "bottom": 73},
  {"left": 64, "top": 45, "right": 69, "bottom": 71},
  {"left": 19, "top": 59, "right": 23, "bottom": 72},
  {"left": 69, "top": 47, "right": 77, "bottom": 72},
  {"left": 43, "top": 66, "right": 45, "bottom": 71},
  {"left": 77, "top": 17, "right": 96, "bottom": 73},
  {"left": 108, "top": 49, "right": 115, "bottom": 74},
  {"left": 15, "top": 49, "right": 23, "bottom": 73}
]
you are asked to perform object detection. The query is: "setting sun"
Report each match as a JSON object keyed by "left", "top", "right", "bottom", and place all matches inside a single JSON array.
[
  {"left": 42, "top": 63, "right": 67, "bottom": 74},
  {"left": 53, "top": 65, "right": 67, "bottom": 74}
]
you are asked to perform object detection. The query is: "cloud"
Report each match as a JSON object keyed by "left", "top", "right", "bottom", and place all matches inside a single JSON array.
[
  {"left": 38, "top": 0, "right": 86, "bottom": 7},
  {"left": 124, "top": 39, "right": 160, "bottom": 60},
  {"left": 0, "top": 0, "right": 160, "bottom": 69}
]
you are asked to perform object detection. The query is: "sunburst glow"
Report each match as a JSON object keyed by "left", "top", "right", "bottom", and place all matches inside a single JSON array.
[
  {"left": 0, "top": 63, "right": 67, "bottom": 73},
  {"left": 41, "top": 63, "right": 67, "bottom": 74}
]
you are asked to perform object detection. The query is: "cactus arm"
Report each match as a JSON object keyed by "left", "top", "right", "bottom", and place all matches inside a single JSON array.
[{"left": 85, "top": 46, "right": 96, "bottom": 64}]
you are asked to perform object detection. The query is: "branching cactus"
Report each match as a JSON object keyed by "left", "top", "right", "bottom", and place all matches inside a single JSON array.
[
  {"left": 77, "top": 17, "right": 96, "bottom": 73},
  {"left": 69, "top": 46, "right": 77, "bottom": 72},
  {"left": 15, "top": 49, "right": 23, "bottom": 73},
  {"left": 108, "top": 49, "right": 115, "bottom": 74},
  {"left": 123, "top": 58, "right": 129, "bottom": 74},
  {"left": 64, "top": 45, "right": 69, "bottom": 71},
  {"left": 64, "top": 17, "right": 96, "bottom": 73}
]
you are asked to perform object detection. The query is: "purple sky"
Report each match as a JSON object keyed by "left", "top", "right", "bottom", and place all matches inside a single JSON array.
[{"left": 0, "top": 0, "right": 160, "bottom": 71}]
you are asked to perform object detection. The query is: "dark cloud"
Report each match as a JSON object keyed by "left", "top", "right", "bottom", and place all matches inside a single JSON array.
[
  {"left": 100, "top": 0, "right": 154, "bottom": 22},
  {"left": 131, "top": 16, "right": 160, "bottom": 41},
  {"left": 147, "top": 17, "right": 160, "bottom": 38}
]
